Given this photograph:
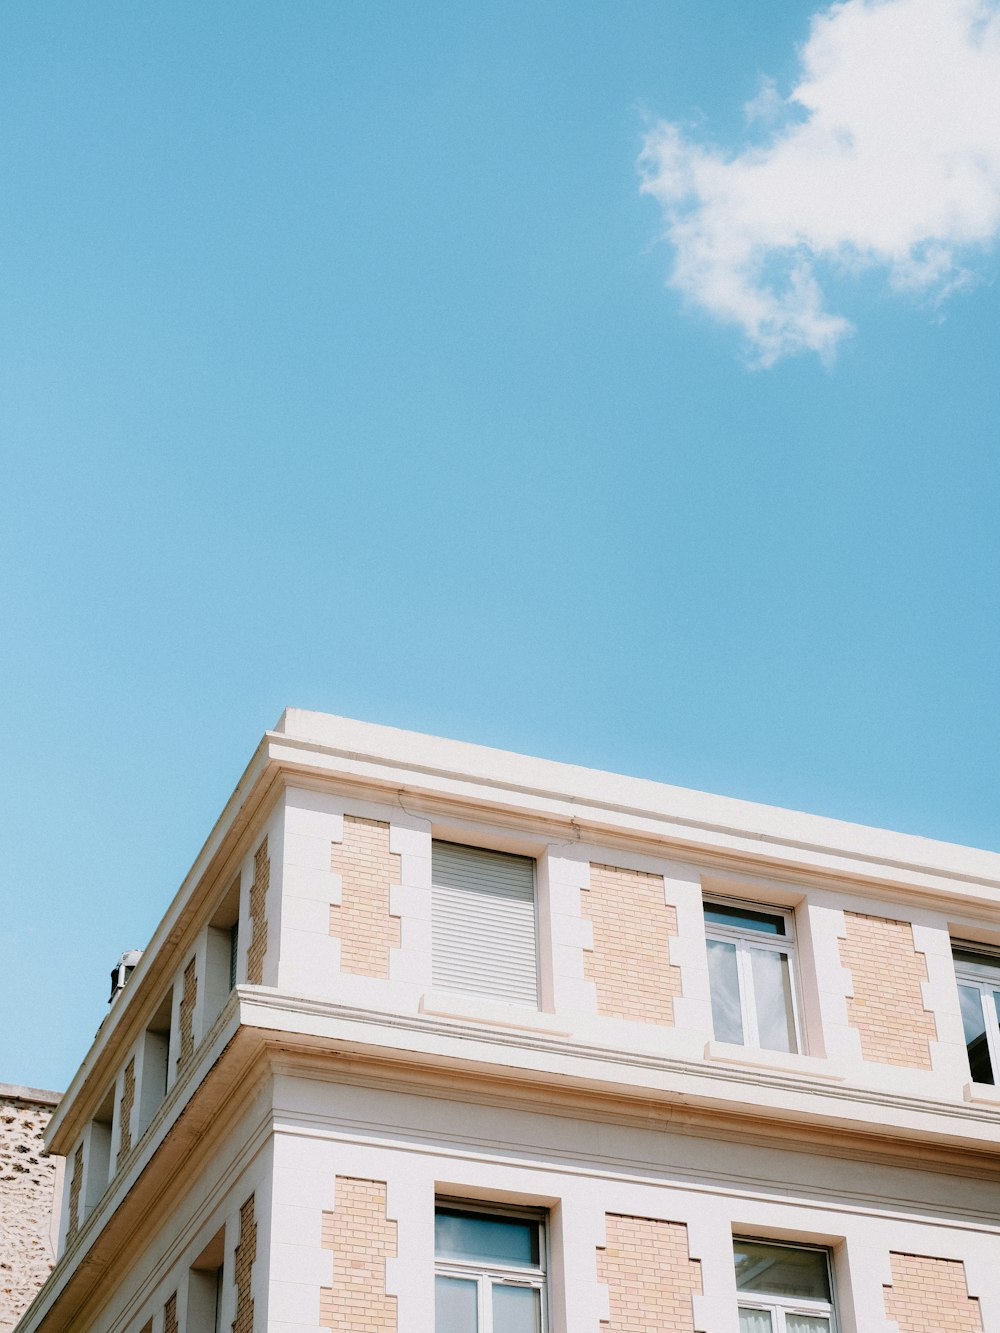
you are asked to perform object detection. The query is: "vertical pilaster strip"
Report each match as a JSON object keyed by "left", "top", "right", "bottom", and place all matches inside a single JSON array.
[
  {"left": 321, "top": 1176, "right": 397, "bottom": 1331},
  {"left": 64, "top": 1144, "right": 84, "bottom": 1246},
  {"left": 583, "top": 865, "right": 681, "bottom": 1025},
  {"left": 247, "top": 839, "right": 269, "bottom": 986},
  {"left": 117, "top": 1057, "right": 135, "bottom": 1166},
  {"left": 177, "top": 959, "right": 198, "bottom": 1073},
  {"left": 597, "top": 1213, "right": 702, "bottom": 1332},
  {"left": 883, "top": 1253, "right": 983, "bottom": 1332},
  {"left": 233, "top": 1194, "right": 256, "bottom": 1333},
  {"left": 329, "top": 817, "right": 402, "bottom": 977},
  {"left": 839, "top": 913, "right": 937, "bottom": 1067}
]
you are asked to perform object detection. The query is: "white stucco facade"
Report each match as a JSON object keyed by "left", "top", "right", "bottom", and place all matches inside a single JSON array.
[{"left": 17, "top": 711, "right": 1000, "bottom": 1333}]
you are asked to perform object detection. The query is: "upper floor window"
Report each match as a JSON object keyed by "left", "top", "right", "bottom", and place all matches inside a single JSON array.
[
  {"left": 432, "top": 842, "right": 539, "bottom": 1007},
  {"left": 705, "top": 901, "right": 800, "bottom": 1053},
  {"left": 953, "top": 946, "right": 1000, "bottom": 1085},
  {"left": 734, "top": 1238, "right": 836, "bottom": 1332},
  {"left": 435, "top": 1204, "right": 545, "bottom": 1333}
]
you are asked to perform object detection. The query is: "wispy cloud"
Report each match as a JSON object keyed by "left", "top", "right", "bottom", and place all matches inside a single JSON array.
[{"left": 640, "top": 0, "right": 1000, "bottom": 366}]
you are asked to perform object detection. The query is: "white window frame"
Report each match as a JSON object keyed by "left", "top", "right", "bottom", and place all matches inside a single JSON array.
[
  {"left": 953, "top": 944, "right": 1000, "bottom": 1084},
  {"left": 434, "top": 1200, "right": 547, "bottom": 1333},
  {"left": 705, "top": 898, "right": 803, "bottom": 1053},
  {"left": 734, "top": 1238, "right": 838, "bottom": 1333}
]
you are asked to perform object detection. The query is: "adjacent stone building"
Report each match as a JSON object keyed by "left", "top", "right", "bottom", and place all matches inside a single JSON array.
[
  {"left": 1, "top": 1086, "right": 60, "bottom": 1333},
  {"left": 15, "top": 711, "right": 1000, "bottom": 1333}
]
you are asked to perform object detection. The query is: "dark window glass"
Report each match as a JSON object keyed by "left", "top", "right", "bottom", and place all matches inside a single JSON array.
[
  {"left": 734, "top": 1241, "right": 831, "bottom": 1301},
  {"left": 435, "top": 1210, "right": 539, "bottom": 1268},
  {"left": 705, "top": 904, "right": 786, "bottom": 936},
  {"left": 958, "top": 984, "right": 995, "bottom": 1084}
]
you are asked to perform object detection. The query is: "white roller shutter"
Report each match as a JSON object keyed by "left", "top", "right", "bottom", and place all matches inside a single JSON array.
[{"left": 432, "top": 841, "right": 538, "bottom": 1007}]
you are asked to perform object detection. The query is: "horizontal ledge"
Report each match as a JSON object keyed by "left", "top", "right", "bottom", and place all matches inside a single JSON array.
[
  {"left": 964, "top": 1080, "right": 1000, "bottom": 1107},
  {"left": 705, "top": 1040, "right": 846, "bottom": 1083},
  {"left": 420, "top": 990, "right": 571, "bottom": 1036}
]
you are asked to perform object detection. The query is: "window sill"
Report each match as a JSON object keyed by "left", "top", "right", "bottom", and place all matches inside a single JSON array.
[
  {"left": 704, "top": 1041, "right": 845, "bottom": 1082},
  {"left": 963, "top": 1081, "right": 1000, "bottom": 1107},
  {"left": 420, "top": 990, "right": 570, "bottom": 1036}
]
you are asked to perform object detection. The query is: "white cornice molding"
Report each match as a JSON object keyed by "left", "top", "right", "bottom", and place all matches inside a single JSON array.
[
  {"left": 271, "top": 710, "right": 1000, "bottom": 897},
  {"left": 238, "top": 988, "right": 1000, "bottom": 1153}
]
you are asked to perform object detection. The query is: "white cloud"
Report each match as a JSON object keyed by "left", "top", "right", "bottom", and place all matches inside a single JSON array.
[{"left": 640, "top": 0, "right": 1000, "bottom": 365}]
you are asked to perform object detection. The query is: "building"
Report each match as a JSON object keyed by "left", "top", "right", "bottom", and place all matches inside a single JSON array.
[
  {"left": 1, "top": 1084, "right": 61, "bottom": 1333},
  {"left": 18, "top": 709, "right": 1000, "bottom": 1333}
]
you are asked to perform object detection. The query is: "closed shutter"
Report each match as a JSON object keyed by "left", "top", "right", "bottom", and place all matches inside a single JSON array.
[{"left": 432, "top": 841, "right": 538, "bottom": 1006}]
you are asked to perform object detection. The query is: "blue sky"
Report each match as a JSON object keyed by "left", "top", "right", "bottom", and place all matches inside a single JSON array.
[{"left": 2, "top": 0, "right": 998, "bottom": 1092}]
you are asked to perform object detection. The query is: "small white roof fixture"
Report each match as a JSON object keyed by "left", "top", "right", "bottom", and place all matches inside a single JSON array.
[{"left": 109, "top": 949, "right": 143, "bottom": 1004}]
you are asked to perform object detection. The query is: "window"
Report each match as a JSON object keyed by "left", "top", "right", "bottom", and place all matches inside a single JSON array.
[
  {"left": 432, "top": 842, "right": 539, "bottom": 1007},
  {"left": 188, "top": 1227, "right": 225, "bottom": 1332},
  {"left": 953, "top": 947, "right": 1000, "bottom": 1084},
  {"left": 138, "top": 991, "right": 172, "bottom": 1134},
  {"left": 705, "top": 901, "right": 800, "bottom": 1053},
  {"left": 734, "top": 1239, "right": 836, "bottom": 1333},
  {"left": 435, "top": 1204, "right": 545, "bottom": 1333}
]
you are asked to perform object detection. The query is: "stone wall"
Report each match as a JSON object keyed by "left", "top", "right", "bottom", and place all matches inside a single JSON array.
[{"left": 0, "top": 1086, "right": 60, "bottom": 1333}]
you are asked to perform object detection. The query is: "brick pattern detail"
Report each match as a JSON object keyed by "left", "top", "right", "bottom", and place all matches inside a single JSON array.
[
  {"left": 247, "top": 839, "right": 269, "bottom": 986},
  {"left": 0, "top": 1092, "right": 59, "bottom": 1333},
  {"left": 320, "top": 1176, "right": 397, "bottom": 1332},
  {"left": 117, "top": 1058, "right": 135, "bottom": 1167},
  {"left": 64, "top": 1144, "right": 83, "bottom": 1247},
  {"left": 839, "top": 912, "right": 937, "bottom": 1067},
  {"left": 329, "top": 817, "right": 402, "bottom": 978},
  {"left": 233, "top": 1194, "right": 256, "bottom": 1333},
  {"left": 163, "top": 1293, "right": 178, "bottom": 1333},
  {"left": 597, "top": 1213, "right": 702, "bottom": 1332},
  {"left": 177, "top": 958, "right": 198, "bottom": 1073},
  {"left": 883, "top": 1253, "right": 983, "bottom": 1332},
  {"left": 582, "top": 864, "right": 681, "bottom": 1025}
]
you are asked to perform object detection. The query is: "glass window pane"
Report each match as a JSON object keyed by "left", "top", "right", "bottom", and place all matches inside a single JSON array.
[
  {"left": 750, "top": 948, "right": 797, "bottom": 1054},
  {"left": 436, "top": 1276, "right": 478, "bottom": 1332},
  {"left": 738, "top": 1309, "right": 774, "bottom": 1333},
  {"left": 958, "top": 985, "right": 995, "bottom": 1085},
  {"left": 786, "top": 1317, "right": 831, "bottom": 1333},
  {"left": 492, "top": 1284, "right": 541, "bottom": 1333},
  {"left": 435, "top": 1211, "right": 539, "bottom": 1267},
  {"left": 705, "top": 904, "right": 786, "bottom": 935},
  {"left": 708, "top": 939, "right": 745, "bottom": 1045},
  {"left": 953, "top": 949, "right": 1000, "bottom": 978},
  {"left": 734, "top": 1242, "right": 831, "bottom": 1300}
]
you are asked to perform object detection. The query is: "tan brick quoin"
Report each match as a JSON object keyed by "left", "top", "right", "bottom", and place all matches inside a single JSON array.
[
  {"left": 163, "top": 1292, "right": 177, "bottom": 1333},
  {"left": 64, "top": 1144, "right": 83, "bottom": 1248},
  {"left": 176, "top": 958, "right": 197, "bottom": 1074},
  {"left": 883, "top": 1252, "right": 983, "bottom": 1333},
  {"left": 839, "top": 912, "right": 937, "bottom": 1068},
  {"left": 329, "top": 817, "right": 402, "bottom": 978},
  {"left": 246, "top": 838, "right": 269, "bottom": 986},
  {"left": 597, "top": 1212, "right": 702, "bottom": 1333},
  {"left": 582, "top": 864, "right": 682, "bottom": 1026},
  {"left": 321, "top": 1176, "right": 397, "bottom": 1333},
  {"left": 116, "top": 1057, "right": 135, "bottom": 1167},
  {"left": 233, "top": 1194, "right": 256, "bottom": 1333}
]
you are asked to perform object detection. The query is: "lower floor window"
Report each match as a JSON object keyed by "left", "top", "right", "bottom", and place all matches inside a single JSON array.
[
  {"left": 734, "top": 1238, "right": 836, "bottom": 1333},
  {"left": 435, "top": 1204, "right": 545, "bottom": 1333}
]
